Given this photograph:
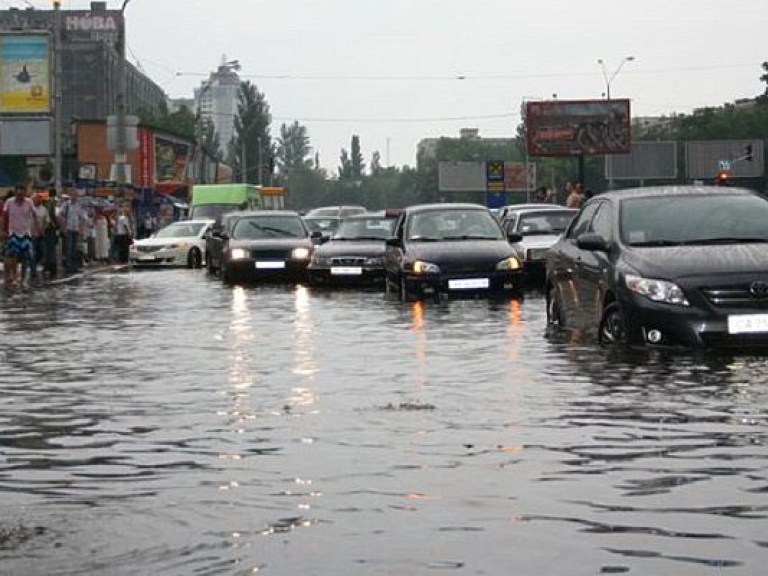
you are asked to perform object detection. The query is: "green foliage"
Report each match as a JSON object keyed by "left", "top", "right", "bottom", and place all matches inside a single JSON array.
[
  {"left": 351, "top": 135, "right": 365, "bottom": 178},
  {"left": 232, "top": 81, "right": 273, "bottom": 184},
  {"left": 276, "top": 121, "right": 312, "bottom": 172},
  {"left": 138, "top": 104, "right": 195, "bottom": 139}
]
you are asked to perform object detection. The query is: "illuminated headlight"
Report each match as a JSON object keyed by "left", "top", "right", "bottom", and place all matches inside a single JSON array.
[
  {"left": 412, "top": 260, "right": 440, "bottom": 275},
  {"left": 496, "top": 256, "right": 522, "bottom": 271},
  {"left": 229, "top": 248, "right": 249, "bottom": 260},
  {"left": 625, "top": 274, "right": 689, "bottom": 306},
  {"left": 292, "top": 247, "right": 310, "bottom": 260}
]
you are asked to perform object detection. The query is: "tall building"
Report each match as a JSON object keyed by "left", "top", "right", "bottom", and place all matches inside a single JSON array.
[{"left": 194, "top": 59, "right": 241, "bottom": 158}]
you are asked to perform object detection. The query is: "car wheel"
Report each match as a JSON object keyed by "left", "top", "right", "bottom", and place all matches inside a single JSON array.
[
  {"left": 187, "top": 248, "right": 202, "bottom": 269},
  {"left": 546, "top": 285, "right": 564, "bottom": 326},
  {"left": 599, "top": 302, "right": 627, "bottom": 345}
]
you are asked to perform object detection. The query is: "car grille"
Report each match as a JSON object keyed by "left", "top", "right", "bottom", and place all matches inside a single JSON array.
[
  {"left": 331, "top": 256, "right": 366, "bottom": 266},
  {"left": 251, "top": 249, "right": 292, "bottom": 259},
  {"left": 136, "top": 245, "right": 162, "bottom": 253},
  {"left": 700, "top": 283, "right": 768, "bottom": 310}
]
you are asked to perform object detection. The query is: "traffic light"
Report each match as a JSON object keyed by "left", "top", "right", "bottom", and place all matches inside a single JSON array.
[
  {"left": 745, "top": 144, "right": 753, "bottom": 162},
  {"left": 715, "top": 170, "right": 731, "bottom": 186}
]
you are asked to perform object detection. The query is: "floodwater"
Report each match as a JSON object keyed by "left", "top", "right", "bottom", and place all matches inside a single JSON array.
[{"left": 1, "top": 269, "right": 766, "bottom": 576}]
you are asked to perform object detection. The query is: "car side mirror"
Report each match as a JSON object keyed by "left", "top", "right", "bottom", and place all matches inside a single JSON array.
[
  {"left": 577, "top": 232, "right": 608, "bottom": 252},
  {"left": 507, "top": 232, "right": 523, "bottom": 243},
  {"left": 385, "top": 237, "right": 402, "bottom": 247}
]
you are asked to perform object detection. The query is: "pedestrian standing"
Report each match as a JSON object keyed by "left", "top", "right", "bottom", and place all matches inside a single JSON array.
[
  {"left": 59, "top": 192, "right": 86, "bottom": 275},
  {"left": 1, "top": 184, "right": 38, "bottom": 289},
  {"left": 43, "top": 190, "right": 59, "bottom": 278},
  {"left": 95, "top": 210, "right": 109, "bottom": 263},
  {"left": 114, "top": 206, "right": 133, "bottom": 263},
  {"left": 31, "top": 193, "right": 50, "bottom": 282},
  {"left": 565, "top": 182, "right": 586, "bottom": 209}
]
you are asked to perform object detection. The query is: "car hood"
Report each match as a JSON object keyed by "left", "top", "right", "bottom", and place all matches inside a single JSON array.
[
  {"left": 229, "top": 238, "right": 311, "bottom": 250},
  {"left": 405, "top": 240, "right": 518, "bottom": 264},
  {"left": 623, "top": 243, "right": 768, "bottom": 279},
  {"left": 134, "top": 237, "right": 199, "bottom": 247},
  {"left": 515, "top": 234, "right": 562, "bottom": 250},
  {"left": 316, "top": 240, "right": 385, "bottom": 257}
]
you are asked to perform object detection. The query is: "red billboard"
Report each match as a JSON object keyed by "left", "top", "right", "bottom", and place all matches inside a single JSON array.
[{"left": 526, "top": 99, "right": 631, "bottom": 156}]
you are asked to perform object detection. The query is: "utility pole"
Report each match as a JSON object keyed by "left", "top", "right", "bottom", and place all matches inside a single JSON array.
[
  {"left": 115, "top": 0, "right": 132, "bottom": 197},
  {"left": 53, "top": 1, "right": 62, "bottom": 196}
]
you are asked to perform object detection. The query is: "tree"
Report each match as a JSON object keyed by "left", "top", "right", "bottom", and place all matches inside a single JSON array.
[
  {"left": 351, "top": 135, "right": 365, "bottom": 178},
  {"left": 338, "top": 148, "right": 352, "bottom": 179},
  {"left": 370, "top": 151, "right": 382, "bottom": 176},
  {"left": 232, "top": 81, "right": 272, "bottom": 184},
  {"left": 276, "top": 121, "right": 312, "bottom": 172}
]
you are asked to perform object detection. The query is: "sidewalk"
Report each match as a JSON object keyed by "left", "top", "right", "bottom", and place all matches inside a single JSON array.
[{"left": 0, "top": 260, "right": 130, "bottom": 284}]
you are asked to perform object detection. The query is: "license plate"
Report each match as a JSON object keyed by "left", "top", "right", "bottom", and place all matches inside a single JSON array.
[
  {"left": 256, "top": 261, "right": 285, "bottom": 269},
  {"left": 448, "top": 278, "right": 489, "bottom": 290},
  {"left": 331, "top": 266, "right": 362, "bottom": 275},
  {"left": 138, "top": 254, "right": 156, "bottom": 261},
  {"left": 728, "top": 314, "right": 768, "bottom": 334},
  {"left": 527, "top": 248, "right": 548, "bottom": 261}
]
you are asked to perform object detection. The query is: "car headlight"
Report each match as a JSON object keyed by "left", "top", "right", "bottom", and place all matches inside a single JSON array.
[
  {"left": 412, "top": 260, "right": 440, "bottom": 274},
  {"left": 625, "top": 274, "right": 689, "bottom": 306},
  {"left": 292, "top": 247, "right": 310, "bottom": 260},
  {"left": 311, "top": 255, "right": 331, "bottom": 266},
  {"left": 366, "top": 256, "right": 385, "bottom": 266},
  {"left": 496, "top": 256, "right": 522, "bottom": 271},
  {"left": 229, "top": 248, "right": 249, "bottom": 260}
]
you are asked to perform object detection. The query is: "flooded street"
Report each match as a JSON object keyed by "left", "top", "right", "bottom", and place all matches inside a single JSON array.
[{"left": 1, "top": 269, "right": 767, "bottom": 575}]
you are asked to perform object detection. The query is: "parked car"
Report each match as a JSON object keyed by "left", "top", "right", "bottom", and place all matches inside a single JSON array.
[
  {"left": 384, "top": 203, "right": 524, "bottom": 301},
  {"left": 502, "top": 207, "right": 578, "bottom": 279},
  {"left": 304, "top": 205, "right": 367, "bottom": 218},
  {"left": 206, "top": 210, "right": 316, "bottom": 284},
  {"left": 496, "top": 203, "right": 561, "bottom": 226},
  {"left": 545, "top": 185, "right": 768, "bottom": 348},
  {"left": 130, "top": 219, "right": 214, "bottom": 268},
  {"left": 308, "top": 212, "right": 398, "bottom": 286}
]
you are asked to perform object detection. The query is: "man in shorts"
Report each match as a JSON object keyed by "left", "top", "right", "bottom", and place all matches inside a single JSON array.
[{"left": 1, "top": 184, "right": 38, "bottom": 288}]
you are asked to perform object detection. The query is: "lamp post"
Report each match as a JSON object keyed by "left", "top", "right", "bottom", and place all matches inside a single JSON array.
[{"left": 597, "top": 56, "right": 634, "bottom": 100}]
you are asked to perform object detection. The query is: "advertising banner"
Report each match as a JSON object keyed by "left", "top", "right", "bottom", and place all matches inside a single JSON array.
[
  {"left": 526, "top": 99, "right": 631, "bottom": 157},
  {"left": 154, "top": 135, "right": 191, "bottom": 184},
  {"left": 0, "top": 34, "right": 51, "bottom": 113},
  {"left": 504, "top": 162, "right": 536, "bottom": 191}
]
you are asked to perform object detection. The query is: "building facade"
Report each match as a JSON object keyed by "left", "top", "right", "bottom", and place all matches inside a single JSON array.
[{"left": 194, "top": 60, "right": 241, "bottom": 158}]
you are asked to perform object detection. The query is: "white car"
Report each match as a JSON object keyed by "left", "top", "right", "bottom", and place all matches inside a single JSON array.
[
  {"left": 502, "top": 208, "right": 578, "bottom": 278},
  {"left": 130, "top": 219, "right": 214, "bottom": 268}
]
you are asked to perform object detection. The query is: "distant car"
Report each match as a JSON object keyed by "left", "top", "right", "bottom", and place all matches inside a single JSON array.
[
  {"left": 502, "top": 208, "right": 578, "bottom": 279},
  {"left": 384, "top": 203, "right": 524, "bottom": 301},
  {"left": 130, "top": 219, "right": 213, "bottom": 269},
  {"left": 496, "top": 203, "right": 561, "bottom": 226},
  {"left": 308, "top": 212, "right": 398, "bottom": 286},
  {"left": 207, "top": 210, "right": 315, "bottom": 284},
  {"left": 546, "top": 185, "right": 768, "bottom": 348},
  {"left": 304, "top": 205, "right": 367, "bottom": 218}
]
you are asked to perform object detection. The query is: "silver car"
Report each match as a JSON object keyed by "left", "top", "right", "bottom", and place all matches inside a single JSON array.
[{"left": 503, "top": 208, "right": 578, "bottom": 279}]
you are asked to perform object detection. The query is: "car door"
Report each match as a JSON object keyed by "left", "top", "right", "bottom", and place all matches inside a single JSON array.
[
  {"left": 574, "top": 200, "right": 614, "bottom": 326},
  {"left": 384, "top": 212, "right": 407, "bottom": 281},
  {"left": 549, "top": 202, "right": 599, "bottom": 328}
]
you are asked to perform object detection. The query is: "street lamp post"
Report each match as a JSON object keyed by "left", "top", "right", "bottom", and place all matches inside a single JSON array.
[
  {"left": 115, "top": 0, "right": 132, "bottom": 196},
  {"left": 597, "top": 56, "right": 635, "bottom": 100}
]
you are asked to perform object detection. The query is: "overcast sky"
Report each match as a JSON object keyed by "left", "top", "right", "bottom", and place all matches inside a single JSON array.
[{"left": 39, "top": 1, "right": 768, "bottom": 171}]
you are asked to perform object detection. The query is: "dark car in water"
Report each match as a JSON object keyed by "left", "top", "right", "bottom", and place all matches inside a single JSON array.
[
  {"left": 384, "top": 203, "right": 524, "bottom": 301},
  {"left": 308, "top": 212, "right": 398, "bottom": 286},
  {"left": 206, "top": 210, "right": 315, "bottom": 284},
  {"left": 546, "top": 186, "right": 768, "bottom": 348}
]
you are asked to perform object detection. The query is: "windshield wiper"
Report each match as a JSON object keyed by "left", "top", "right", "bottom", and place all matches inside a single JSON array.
[
  {"left": 443, "top": 235, "right": 499, "bottom": 241},
  {"left": 628, "top": 239, "right": 684, "bottom": 247},
  {"left": 335, "top": 236, "right": 385, "bottom": 241},
  {"left": 410, "top": 236, "right": 441, "bottom": 242},
  {"left": 247, "top": 223, "right": 294, "bottom": 237},
  {"left": 681, "top": 237, "right": 768, "bottom": 245}
]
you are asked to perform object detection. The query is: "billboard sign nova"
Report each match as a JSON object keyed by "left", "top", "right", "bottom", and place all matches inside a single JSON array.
[
  {"left": 0, "top": 33, "right": 51, "bottom": 113},
  {"left": 526, "top": 99, "right": 631, "bottom": 156}
]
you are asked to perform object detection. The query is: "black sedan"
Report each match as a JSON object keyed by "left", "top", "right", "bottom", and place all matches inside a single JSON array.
[
  {"left": 209, "top": 211, "right": 315, "bottom": 284},
  {"left": 308, "top": 212, "right": 397, "bottom": 286},
  {"left": 546, "top": 185, "right": 768, "bottom": 348},
  {"left": 384, "top": 203, "right": 524, "bottom": 301}
]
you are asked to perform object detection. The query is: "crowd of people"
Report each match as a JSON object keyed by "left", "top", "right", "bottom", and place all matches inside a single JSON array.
[
  {"left": 533, "top": 182, "right": 594, "bottom": 208},
  {"left": 0, "top": 184, "right": 136, "bottom": 290}
]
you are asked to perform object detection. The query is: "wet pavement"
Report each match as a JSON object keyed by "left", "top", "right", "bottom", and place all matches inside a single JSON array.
[{"left": 1, "top": 268, "right": 766, "bottom": 575}]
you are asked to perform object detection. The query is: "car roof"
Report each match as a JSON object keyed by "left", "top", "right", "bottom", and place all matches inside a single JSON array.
[
  {"left": 233, "top": 210, "right": 301, "bottom": 217},
  {"left": 403, "top": 203, "right": 491, "bottom": 214},
  {"left": 512, "top": 207, "right": 578, "bottom": 216},
  {"left": 590, "top": 185, "right": 757, "bottom": 202}
]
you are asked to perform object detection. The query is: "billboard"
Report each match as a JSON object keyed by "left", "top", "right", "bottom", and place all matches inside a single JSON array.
[
  {"left": 526, "top": 99, "right": 631, "bottom": 156},
  {"left": 439, "top": 161, "right": 536, "bottom": 192},
  {"left": 685, "top": 140, "right": 764, "bottom": 179},
  {"left": 154, "top": 135, "right": 191, "bottom": 184},
  {"left": 504, "top": 162, "right": 536, "bottom": 191},
  {"left": 606, "top": 141, "right": 677, "bottom": 180},
  {"left": 0, "top": 117, "right": 51, "bottom": 154},
  {"left": 0, "top": 34, "right": 51, "bottom": 113},
  {"left": 438, "top": 161, "right": 486, "bottom": 192}
]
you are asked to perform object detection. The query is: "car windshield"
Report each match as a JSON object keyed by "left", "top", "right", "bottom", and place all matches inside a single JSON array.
[
  {"left": 304, "top": 217, "right": 340, "bottom": 233},
  {"left": 517, "top": 210, "right": 577, "bottom": 235},
  {"left": 155, "top": 222, "right": 207, "bottom": 238},
  {"left": 407, "top": 209, "right": 503, "bottom": 241},
  {"left": 232, "top": 216, "right": 306, "bottom": 239},
  {"left": 333, "top": 217, "right": 395, "bottom": 240},
  {"left": 621, "top": 194, "right": 768, "bottom": 246}
]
